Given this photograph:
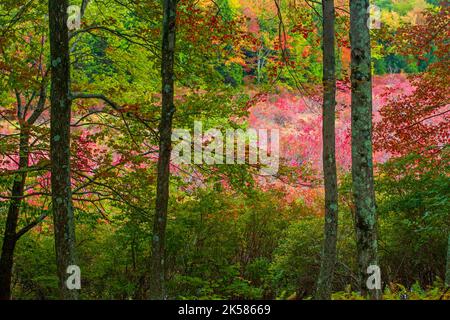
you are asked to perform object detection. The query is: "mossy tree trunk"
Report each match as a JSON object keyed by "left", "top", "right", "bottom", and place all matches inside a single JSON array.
[
  {"left": 350, "top": 0, "right": 381, "bottom": 300},
  {"left": 150, "top": 0, "right": 177, "bottom": 300},
  {"left": 48, "top": 0, "right": 78, "bottom": 300},
  {"left": 315, "top": 0, "right": 338, "bottom": 301}
]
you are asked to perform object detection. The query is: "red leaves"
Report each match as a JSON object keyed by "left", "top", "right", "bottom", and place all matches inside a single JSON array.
[
  {"left": 291, "top": 23, "right": 313, "bottom": 39},
  {"left": 374, "top": 6, "right": 450, "bottom": 160},
  {"left": 374, "top": 75, "right": 449, "bottom": 158}
]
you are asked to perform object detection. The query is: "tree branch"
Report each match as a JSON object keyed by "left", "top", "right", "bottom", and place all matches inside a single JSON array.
[{"left": 15, "top": 212, "right": 48, "bottom": 241}]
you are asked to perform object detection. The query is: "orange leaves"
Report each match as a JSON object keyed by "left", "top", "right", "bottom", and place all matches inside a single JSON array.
[
  {"left": 301, "top": 46, "right": 311, "bottom": 59},
  {"left": 226, "top": 56, "right": 246, "bottom": 67}
]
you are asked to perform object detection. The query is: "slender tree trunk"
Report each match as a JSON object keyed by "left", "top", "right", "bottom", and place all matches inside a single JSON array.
[
  {"left": 150, "top": 0, "right": 177, "bottom": 300},
  {"left": 315, "top": 0, "right": 338, "bottom": 301},
  {"left": 350, "top": 0, "right": 381, "bottom": 300},
  {"left": 445, "top": 234, "right": 450, "bottom": 286},
  {"left": 48, "top": 0, "right": 78, "bottom": 300},
  {"left": 0, "top": 129, "right": 29, "bottom": 300}
]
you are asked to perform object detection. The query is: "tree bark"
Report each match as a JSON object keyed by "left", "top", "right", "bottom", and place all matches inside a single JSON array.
[
  {"left": 350, "top": 0, "right": 381, "bottom": 300},
  {"left": 0, "top": 68, "right": 46, "bottom": 300},
  {"left": 315, "top": 0, "right": 338, "bottom": 301},
  {"left": 48, "top": 0, "right": 78, "bottom": 300},
  {"left": 0, "top": 129, "right": 29, "bottom": 300},
  {"left": 150, "top": 0, "right": 177, "bottom": 300}
]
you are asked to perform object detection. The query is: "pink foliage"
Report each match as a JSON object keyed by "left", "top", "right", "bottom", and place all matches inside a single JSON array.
[{"left": 248, "top": 74, "right": 413, "bottom": 202}]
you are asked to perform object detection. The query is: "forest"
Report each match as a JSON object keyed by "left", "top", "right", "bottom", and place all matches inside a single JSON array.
[{"left": 0, "top": 0, "right": 449, "bottom": 301}]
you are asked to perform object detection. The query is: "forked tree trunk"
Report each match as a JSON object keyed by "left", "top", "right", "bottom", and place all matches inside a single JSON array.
[
  {"left": 0, "top": 129, "right": 29, "bottom": 300},
  {"left": 315, "top": 0, "right": 338, "bottom": 300},
  {"left": 150, "top": 0, "right": 177, "bottom": 300},
  {"left": 48, "top": 0, "right": 78, "bottom": 300},
  {"left": 350, "top": 0, "right": 381, "bottom": 300}
]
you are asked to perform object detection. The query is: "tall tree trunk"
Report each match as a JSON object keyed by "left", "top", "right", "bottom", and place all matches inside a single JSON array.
[
  {"left": 48, "top": 0, "right": 78, "bottom": 300},
  {"left": 445, "top": 234, "right": 450, "bottom": 287},
  {"left": 0, "top": 129, "right": 29, "bottom": 300},
  {"left": 350, "top": 0, "right": 381, "bottom": 300},
  {"left": 315, "top": 0, "right": 338, "bottom": 300},
  {"left": 150, "top": 0, "right": 177, "bottom": 300}
]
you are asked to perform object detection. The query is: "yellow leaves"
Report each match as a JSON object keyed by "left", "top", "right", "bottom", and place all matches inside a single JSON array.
[
  {"left": 382, "top": 11, "right": 401, "bottom": 29},
  {"left": 381, "top": 0, "right": 430, "bottom": 28},
  {"left": 228, "top": 0, "right": 242, "bottom": 10},
  {"left": 226, "top": 56, "right": 246, "bottom": 67}
]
